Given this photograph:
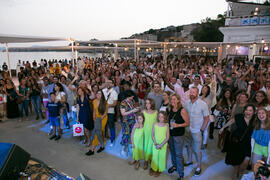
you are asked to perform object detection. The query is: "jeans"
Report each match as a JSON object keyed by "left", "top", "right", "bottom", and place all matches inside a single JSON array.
[
  {"left": 190, "top": 132, "right": 202, "bottom": 166},
  {"left": 31, "top": 95, "right": 43, "bottom": 117},
  {"left": 169, "top": 136, "right": 185, "bottom": 178},
  {"left": 107, "top": 113, "right": 116, "bottom": 142},
  {"left": 43, "top": 100, "right": 49, "bottom": 120},
  {"left": 63, "top": 114, "right": 69, "bottom": 127},
  {"left": 19, "top": 100, "right": 29, "bottom": 118}
]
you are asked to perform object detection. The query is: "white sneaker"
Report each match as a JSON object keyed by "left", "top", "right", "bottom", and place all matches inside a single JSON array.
[
  {"left": 108, "top": 141, "right": 114, "bottom": 147},
  {"left": 120, "top": 150, "right": 126, "bottom": 157}
]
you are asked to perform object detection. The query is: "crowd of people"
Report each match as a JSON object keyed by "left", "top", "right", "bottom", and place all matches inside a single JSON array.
[{"left": 1, "top": 55, "right": 270, "bottom": 180}]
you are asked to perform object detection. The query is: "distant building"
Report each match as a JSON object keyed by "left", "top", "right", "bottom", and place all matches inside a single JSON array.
[
  {"left": 130, "top": 34, "right": 157, "bottom": 41},
  {"left": 180, "top": 23, "right": 200, "bottom": 41},
  {"left": 219, "top": 0, "right": 270, "bottom": 60}
]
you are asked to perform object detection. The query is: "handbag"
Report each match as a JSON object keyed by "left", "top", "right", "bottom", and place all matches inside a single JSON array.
[
  {"left": 73, "top": 123, "right": 84, "bottom": 136},
  {"left": 213, "top": 109, "right": 220, "bottom": 117}
]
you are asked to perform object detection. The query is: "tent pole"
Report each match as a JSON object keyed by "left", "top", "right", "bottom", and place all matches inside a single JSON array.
[
  {"left": 5, "top": 43, "right": 11, "bottom": 77},
  {"left": 71, "top": 41, "right": 74, "bottom": 57},
  {"left": 75, "top": 49, "right": 78, "bottom": 65},
  {"left": 134, "top": 39, "right": 136, "bottom": 61}
]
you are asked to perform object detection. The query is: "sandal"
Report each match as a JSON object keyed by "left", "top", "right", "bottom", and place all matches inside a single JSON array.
[
  {"left": 128, "top": 160, "right": 137, "bottom": 165},
  {"left": 143, "top": 161, "right": 148, "bottom": 170},
  {"left": 149, "top": 168, "right": 154, "bottom": 176},
  {"left": 135, "top": 161, "right": 140, "bottom": 170},
  {"left": 154, "top": 171, "right": 161, "bottom": 177}
]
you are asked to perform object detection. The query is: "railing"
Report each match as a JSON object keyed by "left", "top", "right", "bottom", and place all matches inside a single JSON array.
[{"left": 225, "top": 15, "right": 270, "bottom": 26}]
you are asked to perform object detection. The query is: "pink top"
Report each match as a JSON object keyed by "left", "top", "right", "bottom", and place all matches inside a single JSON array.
[{"left": 175, "top": 86, "right": 190, "bottom": 106}]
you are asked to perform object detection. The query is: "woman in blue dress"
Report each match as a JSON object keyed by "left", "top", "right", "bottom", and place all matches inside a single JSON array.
[{"left": 76, "top": 87, "right": 94, "bottom": 146}]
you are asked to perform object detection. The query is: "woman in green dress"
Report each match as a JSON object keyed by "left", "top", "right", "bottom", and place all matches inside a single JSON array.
[
  {"left": 129, "top": 113, "right": 145, "bottom": 170},
  {"left": 150, "top": 111, "right": 169, "bottom": 177},
  {"left": 143, "top": 98, "right": 158, "bottom": 170}
]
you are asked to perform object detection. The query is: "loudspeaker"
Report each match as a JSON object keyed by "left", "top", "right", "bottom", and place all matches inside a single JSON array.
[
  {"left": 76, "top": 173, "right": 91, "bottom": 180},
  {"left": 0, "top": 143, "right": 30, "bottom": 180}
]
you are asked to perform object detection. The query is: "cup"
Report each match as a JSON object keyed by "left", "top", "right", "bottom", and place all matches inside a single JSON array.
[{"left": 170, "top": 119, "right": 175, "bottom": 130}]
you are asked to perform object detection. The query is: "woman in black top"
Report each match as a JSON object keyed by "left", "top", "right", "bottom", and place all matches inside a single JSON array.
[
  {"left": 159, "top": 91, "right": 171, "bottom": 112},
  {"left": 220, "top": 104, "right": 255, "bottom": 180},
  {"left": 4, "top": 79, "right": 19, "bottom": 119},
  {"left": 167, "top": 93, "right": 190, "bottom": 180}
]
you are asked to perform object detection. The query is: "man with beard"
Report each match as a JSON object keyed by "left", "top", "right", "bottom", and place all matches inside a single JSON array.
[
  {"left": 103, "top": 79, "right": 118, "bottom": 146},
  {"left": 147, "top": 81, "right": 163, "bottom": 110},
  {"left": 184, "top": 87, "right": 209, "bottom": 176}
]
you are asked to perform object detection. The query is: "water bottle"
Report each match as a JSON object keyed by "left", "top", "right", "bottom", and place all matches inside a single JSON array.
[{"left": 170, "top": 119, "right": 175, "bottom": 130}]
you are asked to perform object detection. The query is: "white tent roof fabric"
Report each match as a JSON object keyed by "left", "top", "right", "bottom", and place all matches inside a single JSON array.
[{"left": 0, "top": 34, "right": 66, "bottom": 44}]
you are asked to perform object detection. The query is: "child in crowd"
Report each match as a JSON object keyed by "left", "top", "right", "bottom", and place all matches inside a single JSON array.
[
  {"left": 251, "top": 108, "right": 270, "bottom": 167},
  {"left": 61, "top": 96, "right": 70, "bottom": 129},
  {"left": 150, "top": 111, "right": 169, "bottom": 177},
  {"left": 46, "top": 92, "right": 62, "bottom": 140},
  {"left": 129, "top": 113, "right": 145, "bottom": 170},
  {"left": 0, "top": 85, "right": 7, "bottom": 121}
]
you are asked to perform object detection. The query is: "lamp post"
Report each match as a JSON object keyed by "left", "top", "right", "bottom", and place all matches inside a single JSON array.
[{"left": 5, "top": 43, "right": 11, "bottom": 77}]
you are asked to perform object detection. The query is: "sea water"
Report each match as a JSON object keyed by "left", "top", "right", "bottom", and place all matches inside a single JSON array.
[{"left": 0, "top": 52, "right": 102, "bottom": 69}]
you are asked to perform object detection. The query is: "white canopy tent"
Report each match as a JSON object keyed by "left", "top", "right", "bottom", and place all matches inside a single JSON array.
[{"left": 0, "top": 34, "right": 67, "bottom": 76}]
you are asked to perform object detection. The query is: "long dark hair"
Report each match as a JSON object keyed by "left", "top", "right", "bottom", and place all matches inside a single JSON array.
[
  {"left": 243, "top": 103, "right": 256, "bottom": 128},
  {"left": 199, "top": 85, "right": 210, "bottom": 98},
  {"left": 54, "top": 82, "right": 64, "bottom": 93},
  {"left": 251, "top": 90, "right": 268, "bottom": 108},
  {"left": 220, "top": 88, "right": 233, "bottom": 107},
  {"left": 97, "top": 90, "right": 107, "bottom": 115}
]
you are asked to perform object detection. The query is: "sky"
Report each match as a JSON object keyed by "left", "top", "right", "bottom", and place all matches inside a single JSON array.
[{"left": 0, "top": 0, "right": 228, "bottom": 46}]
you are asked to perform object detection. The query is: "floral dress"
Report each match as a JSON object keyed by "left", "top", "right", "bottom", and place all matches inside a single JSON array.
[
  {"left": 120, "top": 99, "right": 136, "bottom": 146},
  {"left": 216, "top": 104, "right": 232, "bottom": 129}
]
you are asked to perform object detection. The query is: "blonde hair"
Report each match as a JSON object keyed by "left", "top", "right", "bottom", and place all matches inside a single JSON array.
[{"left": 169, "top": 93, "right": 182, "bottom": 110}]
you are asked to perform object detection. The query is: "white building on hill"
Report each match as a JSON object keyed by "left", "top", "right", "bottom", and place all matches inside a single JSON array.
[{"left": 219, "top": 0, "right": 270, "bottom": 61}]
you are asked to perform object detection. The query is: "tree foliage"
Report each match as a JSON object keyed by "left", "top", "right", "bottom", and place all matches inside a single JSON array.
[{"left": 191, "top": 14, "right": 225, "bottom": 42}]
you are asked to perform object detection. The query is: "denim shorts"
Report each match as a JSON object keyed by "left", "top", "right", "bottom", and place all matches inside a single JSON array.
[{"left": 49, "top": 116, "right": 60, "bottom": 127}]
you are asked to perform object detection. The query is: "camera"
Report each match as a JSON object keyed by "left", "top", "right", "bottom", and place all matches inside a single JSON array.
[{"left": 257, "top": 164, "right": 270, "bottom": 178}]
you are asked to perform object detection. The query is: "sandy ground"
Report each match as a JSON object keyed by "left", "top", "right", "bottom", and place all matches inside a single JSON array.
[{"left": 0, "top": 116, "right": 235, "bottom": 180}]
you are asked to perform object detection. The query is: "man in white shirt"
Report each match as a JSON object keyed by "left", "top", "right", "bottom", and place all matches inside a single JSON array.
[
  {"left": 16, "top": 60, "right": 22, "bottom": 76},
  {"left": 103, "top": 79, "right": 118, "bottom": 146},
  {"left": 189, "top": 75, "right": 203, "bottom": 94},
  {"left": 184, "top": 87, "right": 209, "bottom": 176}
]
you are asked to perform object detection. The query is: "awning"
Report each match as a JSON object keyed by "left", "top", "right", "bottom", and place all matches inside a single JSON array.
[{"left": 0, "top": 34, "right": 66, "bottom": 44}]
